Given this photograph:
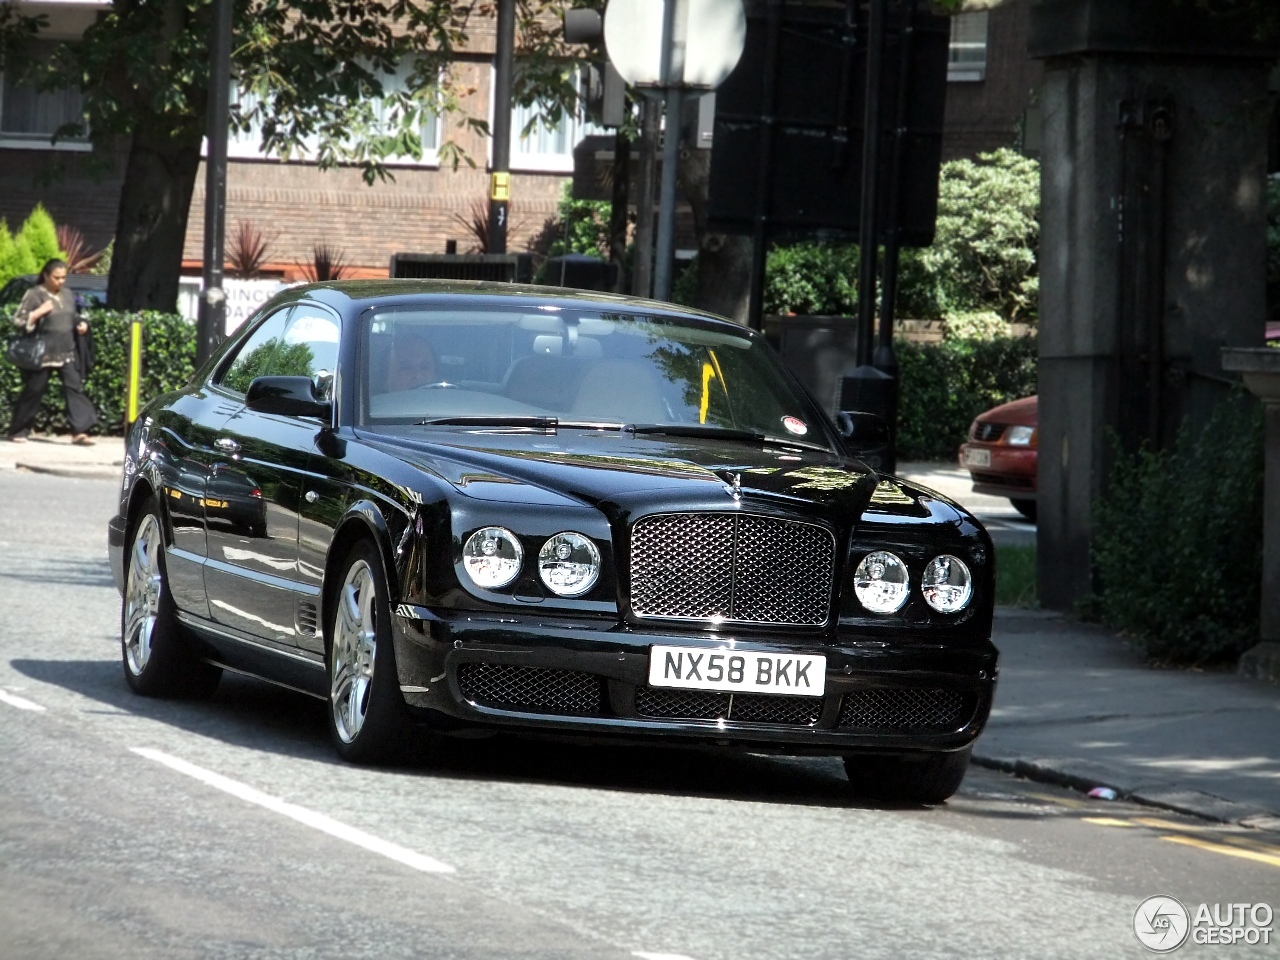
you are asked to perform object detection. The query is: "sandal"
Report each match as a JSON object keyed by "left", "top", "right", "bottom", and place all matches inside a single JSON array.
[
  {"left": 6, "top": 435, "right": 28, "bottom": 443},
  {"left": 72, "top": 434, "right": 95, "bottom": 446}
]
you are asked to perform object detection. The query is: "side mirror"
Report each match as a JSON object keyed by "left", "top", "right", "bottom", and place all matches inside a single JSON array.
[
  {"left": 246, "top": 376, "right": 332, "bottom": 420},
  {"left": 837, "top": 410, "right": 890, "bottom": 466}
]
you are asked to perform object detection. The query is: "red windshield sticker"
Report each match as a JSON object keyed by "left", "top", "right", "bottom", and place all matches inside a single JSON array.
[{"left": 782, "top": 416, "right": 808, "bottom": 436}]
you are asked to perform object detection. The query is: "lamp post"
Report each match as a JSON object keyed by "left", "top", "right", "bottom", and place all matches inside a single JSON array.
[{"left": 197, "top": 0, "right": 232, "bottom": 363}]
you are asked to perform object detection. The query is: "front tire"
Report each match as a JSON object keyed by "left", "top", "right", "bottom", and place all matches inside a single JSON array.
[
  {"left": 1011, "top": 498, "right": 1037, "bottom": 521},
  {"left": 121, "top": 499, "right": 221, "bottom": 699},
  {"left": 325, "top": 540, "right": 409, "bottom": 764},
  {"left": 842, "top": 746, "right": 972, "bottom": 805}
]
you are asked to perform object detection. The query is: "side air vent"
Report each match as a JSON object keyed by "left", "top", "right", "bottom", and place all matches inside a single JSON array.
[{"left": 295, "top": 600, "right": 319, "bottom": 638}]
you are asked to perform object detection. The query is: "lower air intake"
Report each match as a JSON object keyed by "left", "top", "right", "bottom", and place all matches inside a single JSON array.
[
  {"left": 457, "top": 663, "right": 604, "bottom": 716},
  {"left": 838, "top": 687, "right": 969, "bottom": 731},
  {"left": 634, "top": 687, "right": 823, "bottom": 726}
]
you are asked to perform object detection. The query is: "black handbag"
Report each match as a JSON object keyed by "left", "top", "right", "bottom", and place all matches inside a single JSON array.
[{"left": 6, "top": 330, "right": 47, "bottom": 372}]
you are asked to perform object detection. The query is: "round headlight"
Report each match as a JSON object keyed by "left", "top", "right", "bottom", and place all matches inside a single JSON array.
[
  {"left": 854, "top": 551, "right": 910, "bottom": 614},
  {"left": 538, "top": 532, "right": 600, "bottom": 597},
  {"left": 922, "top": 555, "right": 973, "bottom": 613},
  {"left": 462, "top": 526, "right": 523, "bottom": 589}
]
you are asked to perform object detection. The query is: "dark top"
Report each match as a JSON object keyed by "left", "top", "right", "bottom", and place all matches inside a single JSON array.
[{"left": 16, "top": 285, "right": 77, "bottom": 366}]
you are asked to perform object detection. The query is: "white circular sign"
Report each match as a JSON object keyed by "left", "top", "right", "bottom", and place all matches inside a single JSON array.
[
  {"left": 1133, "top": 896, "right": 1190, "bottom": 953},
  {"left": 604, "top": 0, "right": 746, "bottom": 90}
]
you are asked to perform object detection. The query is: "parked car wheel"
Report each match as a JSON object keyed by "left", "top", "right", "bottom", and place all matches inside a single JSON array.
[
  {"left": 121, "top": 499, "right": 221, "bottom": 698},
  {"left": 326, "top": 540, "right": 409, "bottom": 764},
  {"left": 1011, "top": 498, "right": 1037, "bottom": 522},
  {"left": 842, "top": 746, "right": 972, "bottom": 804}
]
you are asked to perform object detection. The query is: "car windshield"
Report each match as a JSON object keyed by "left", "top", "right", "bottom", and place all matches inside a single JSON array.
[{"left": 360, "top": 304, "right": 832, "bottom": 448}]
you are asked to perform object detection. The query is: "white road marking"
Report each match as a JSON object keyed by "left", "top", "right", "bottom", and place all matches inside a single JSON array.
[
  {"left": 131, "top": 747, "right": 455, "bottom": 874},
  {"left": 633, "top": 953, "right": 698, "bottom": 960},
  {"left": 0, "top": 689, "right": 46, "bottom": 711}
]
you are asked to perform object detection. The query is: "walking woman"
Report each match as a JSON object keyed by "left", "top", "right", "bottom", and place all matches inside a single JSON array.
[{"left": 5, "top": 259, "right": 98, "bottom": 445}]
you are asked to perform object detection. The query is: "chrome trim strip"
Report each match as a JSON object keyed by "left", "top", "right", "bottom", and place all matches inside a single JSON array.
[
  {"left": 203, "top": 555, "right": 321, "bottom": 596},
  {"left": 176, "top": 612, "right": 326, "bottom": 667},
  {"left": 206, "top": 661, "right": 327, "bottom": 701}
]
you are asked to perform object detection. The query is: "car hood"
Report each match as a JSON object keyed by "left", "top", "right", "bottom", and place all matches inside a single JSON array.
[
  {"left": 976, "top": 394, "right": 1037, "bottom": 426},
  {"left": 362, "top": 426, "right": 908, "bottom": 518}
]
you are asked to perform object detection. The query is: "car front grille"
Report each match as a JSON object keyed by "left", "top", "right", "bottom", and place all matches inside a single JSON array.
[
  {"left": 629, "top": 512, "right": 835, "bottom": 626},
  {"left": 634, "top": 687, "right": 823, "bottom": 726},
  {"left": 973, "top": 422, "right": 1007, "bottom": 442},
  {"left": 837, "top": 687, "right": 970, "bottom": 732},
  {"left": 456, "top": 663, "right": 605, "bottom": 716}
]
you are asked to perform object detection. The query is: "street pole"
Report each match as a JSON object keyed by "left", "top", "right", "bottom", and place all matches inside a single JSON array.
[
  {"left": 652, "top": 0, "right": 685, "bottom": 302},
  {"left": 488, "top": 0, "right": 516, "bottom": 255},
  {"left": 197, "top": 0, "right": 232, "bottom": 364},
  {"left": 855, "top": 0, "right": 886, "bottom": 367},
  {"left": 632, "top": 98, "right": 660, "bottom": 298}
]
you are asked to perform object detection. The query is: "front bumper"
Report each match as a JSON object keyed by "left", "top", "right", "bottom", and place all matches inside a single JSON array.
[{"left": 391, "top": 608, "right": 998, "bottom": 755}]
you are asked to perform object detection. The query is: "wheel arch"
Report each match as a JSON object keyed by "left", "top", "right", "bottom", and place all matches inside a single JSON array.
[{"left": 320, "top": 499, "right": 401, "bottom": 649}]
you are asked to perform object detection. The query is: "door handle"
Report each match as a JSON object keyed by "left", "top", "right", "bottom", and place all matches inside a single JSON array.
[{"left": 214, "top": 438, "right": 241, "bottom": 454}]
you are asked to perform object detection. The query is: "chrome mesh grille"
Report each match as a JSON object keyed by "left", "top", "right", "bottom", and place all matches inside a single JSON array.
[
  {"left": 974, "top": 422, "right": 1007, "bottom": 442},
  {"left": 629, "top": 513, "right": 834, "bottom": 626},
  {"left": 457, "top": 663, "right": 604, "bottom": 716},
  {"left": 838, "top": 687, "right": 969, "bottom": 731},
  {"left": 635, "top": 687, "right": 823, "bottom": 726}
]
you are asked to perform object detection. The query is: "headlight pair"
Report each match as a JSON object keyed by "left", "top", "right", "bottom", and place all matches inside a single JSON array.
[
  {"left": 853, "top": 551, "right": 973, "bottom": 615},
  {"left": 462, "top": 527, "right": 600, "bottom": 597}
]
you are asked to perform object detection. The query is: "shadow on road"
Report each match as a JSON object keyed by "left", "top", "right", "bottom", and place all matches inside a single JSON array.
[{"left": 7, "top": 655, "right": 972, "bottom": 812}]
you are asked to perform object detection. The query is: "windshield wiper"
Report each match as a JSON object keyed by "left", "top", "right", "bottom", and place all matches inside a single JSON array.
[
  {"left": 624, "top": 423, "right": 832, "bottom": 452},
  {"left": 416, "top": 416, "right": 624, "bottom": 430}
]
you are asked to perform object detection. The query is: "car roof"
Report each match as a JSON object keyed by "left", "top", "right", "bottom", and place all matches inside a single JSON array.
[{"left": 275, "top": 279, "right": 744, "bottom": 331}]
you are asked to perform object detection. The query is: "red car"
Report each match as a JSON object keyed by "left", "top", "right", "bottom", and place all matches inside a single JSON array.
[{"left": 958, "top": 396, "right": 1038, "bottom": 521}]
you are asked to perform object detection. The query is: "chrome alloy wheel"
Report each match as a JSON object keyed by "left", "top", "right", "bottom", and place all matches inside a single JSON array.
[
  {"left": 331, "top": 559, "right": 379, "bottom": 743},
  {"left": 123, "top": 513, "right": 164, "bottom": 676}
]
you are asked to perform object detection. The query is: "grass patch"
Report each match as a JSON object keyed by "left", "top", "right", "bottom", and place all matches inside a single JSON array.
[{"left": 995, "top": 544, "right": 1037, "bottom": 608}]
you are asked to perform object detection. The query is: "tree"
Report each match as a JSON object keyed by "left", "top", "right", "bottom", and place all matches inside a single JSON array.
[{"left": 12, "top": 0, "right": 578, "bottom": 312}]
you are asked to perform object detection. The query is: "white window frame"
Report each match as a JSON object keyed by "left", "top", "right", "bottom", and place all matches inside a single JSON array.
[
  {"left": 948, "top": 11, "right": 989, "bottom": 83},
  {"left": 217, "top": 60, "right": 443, "bottom": 167},
  {"left": 496, "top": 67, "right": 604, "bottom": 174},
  {"left": 0, "top": 39, "right": 91, "bottom": 151}
]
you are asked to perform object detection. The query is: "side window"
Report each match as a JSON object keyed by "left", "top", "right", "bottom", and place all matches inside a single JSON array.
[
  {"left": 283, "top": 308, "right": 341, "bottom": 400},
  {"left": 218, "top": 307, "right": 294, "bottom": 395}
]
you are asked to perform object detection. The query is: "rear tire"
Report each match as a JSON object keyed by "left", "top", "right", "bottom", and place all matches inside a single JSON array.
[
  {"left": 121, "top": 498, "right": 221, "bottom": 699},
  {"left": 842, "top": 746, "right": 972, "bottom": 805},
  {"left": 1011, "top": 498, "right": 1037, "bottom": 522},
  {"left": 325, "top": 539, "right": 409, "bottom": 764}
]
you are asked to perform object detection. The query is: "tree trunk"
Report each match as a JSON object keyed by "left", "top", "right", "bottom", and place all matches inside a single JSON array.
[
  {"left": 678, "top": 143, "right": 752, "bottom": 324},
  {"left": 107, "top": 124, "right": 202, "bottom": 312}
]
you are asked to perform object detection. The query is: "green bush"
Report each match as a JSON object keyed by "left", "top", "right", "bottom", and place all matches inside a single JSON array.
[
  {"left": 1, "top": 306, "right": 195, "bottom": 436},
  {"left": 20, "top": 203, "right": 63, "bottom": 268},
  {"left": 895, "top": 335, "right": 1038, "bottom": 461},
  {"left": 547, "top": 182, "right": 611, "bottom": 260},
  {"left": 1091, "top": 394, "right": 1264, "bottom": 666},
  {"left": 1267, "top": 175, "right": 1280, "bottom": 325},
  {"left": 763, "top": 242, "right": 859, "bottom": 316}
]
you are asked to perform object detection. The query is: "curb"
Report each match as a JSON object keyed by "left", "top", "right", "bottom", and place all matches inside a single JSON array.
[{"left": 971, "top": 754, "right": 1272, "bottom": 826}]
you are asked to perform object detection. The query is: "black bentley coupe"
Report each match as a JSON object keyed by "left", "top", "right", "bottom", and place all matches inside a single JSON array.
[{"left": 108, "top": 281, "right": 998, "bottom": 803}]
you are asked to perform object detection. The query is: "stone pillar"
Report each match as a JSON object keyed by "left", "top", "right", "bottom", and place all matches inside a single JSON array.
[
  {"left": 1030, "top": 0, "right": 1276, "bottom": 609},
  {"left": 1222, "top": 349, "right": 1280, "bottom": 682}
]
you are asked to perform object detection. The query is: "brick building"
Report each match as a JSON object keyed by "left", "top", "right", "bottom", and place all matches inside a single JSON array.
[{"left": 1, "top": 1, "right": 1044, "bottom": 284}]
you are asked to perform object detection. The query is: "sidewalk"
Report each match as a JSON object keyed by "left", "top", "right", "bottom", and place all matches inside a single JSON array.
[
  {"left": 3, "top": 439, "right": 1276, "bottom": 823},
  {"left": 0, "top": 432, "right": 124, "bottom": 479}
]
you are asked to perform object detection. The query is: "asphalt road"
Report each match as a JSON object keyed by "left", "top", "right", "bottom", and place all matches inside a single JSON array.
[{"left": 1, "top": 470, "right": 1276, "bottom": 959}]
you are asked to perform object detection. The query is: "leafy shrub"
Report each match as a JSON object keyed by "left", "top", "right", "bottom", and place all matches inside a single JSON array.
[
  {"left": 20, "top": 203, "right": 63, "bottom": 268},
  {"left": 763, "top": 242, "right": 859, "bottom": 316},
  {"left": 1, "top": 306, "right": 195, "bottom": 435},
  {"left": 546, "top": 182, "right": 611, "bottom": 260},
  {"left": 1267, "top": 174, "right": 1280, "bottom": 325},
  {"left": 895, "top": 335, "right": 1038, "bottom": 461},
  {"left": 1091, "top": 394, "right": 1263, "bottom": 665}
]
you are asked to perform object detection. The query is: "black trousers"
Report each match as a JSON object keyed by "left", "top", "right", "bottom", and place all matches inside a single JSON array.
[{"left": 7, "top": 362, "right": 99, "bottom": 437}]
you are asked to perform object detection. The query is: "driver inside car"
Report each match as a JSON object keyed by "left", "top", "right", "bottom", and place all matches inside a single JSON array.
[{"left": 384, "top": 332, "right": 438, "bottom": 392}]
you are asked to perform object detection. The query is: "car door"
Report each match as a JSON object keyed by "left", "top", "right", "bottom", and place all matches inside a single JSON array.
[{"left": 201, "top": 304, "right": 324, "bottom": 646}]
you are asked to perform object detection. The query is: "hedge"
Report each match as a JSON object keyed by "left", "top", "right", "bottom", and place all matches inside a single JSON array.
[
  {"left": 895, "top": 334, "right": 1039, "bottom": 461},
  {"left": 1, "top": 306, "right": 195, "bottom": 436},
  {"left": 1091, "top": 394, "right": 1263, "bottom": 666}
]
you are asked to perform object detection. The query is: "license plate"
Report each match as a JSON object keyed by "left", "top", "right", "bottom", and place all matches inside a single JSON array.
[
  {"left": 964, "top": 447, "right": 991, "bottom": 468},
  {"left": 648, "top": 646, "right": 826, "bottom": 697}
]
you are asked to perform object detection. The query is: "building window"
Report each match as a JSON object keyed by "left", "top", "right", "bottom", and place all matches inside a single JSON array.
[
  {"left": 504, "top": 69, "right": 604, "bottom": 173},
  {"left": 948, "top": 11, "right": 989, "bottom": 82},
  {"left": 0, "top": 41, "right": 89, "bottom": 150},
  {"left": 225, "top": 59, "right": 441, "bottom": 165}
]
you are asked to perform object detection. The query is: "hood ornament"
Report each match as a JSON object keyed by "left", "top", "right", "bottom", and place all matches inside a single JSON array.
[{"left": 720, "top": 471, "right": 742, "bottom": 500}]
